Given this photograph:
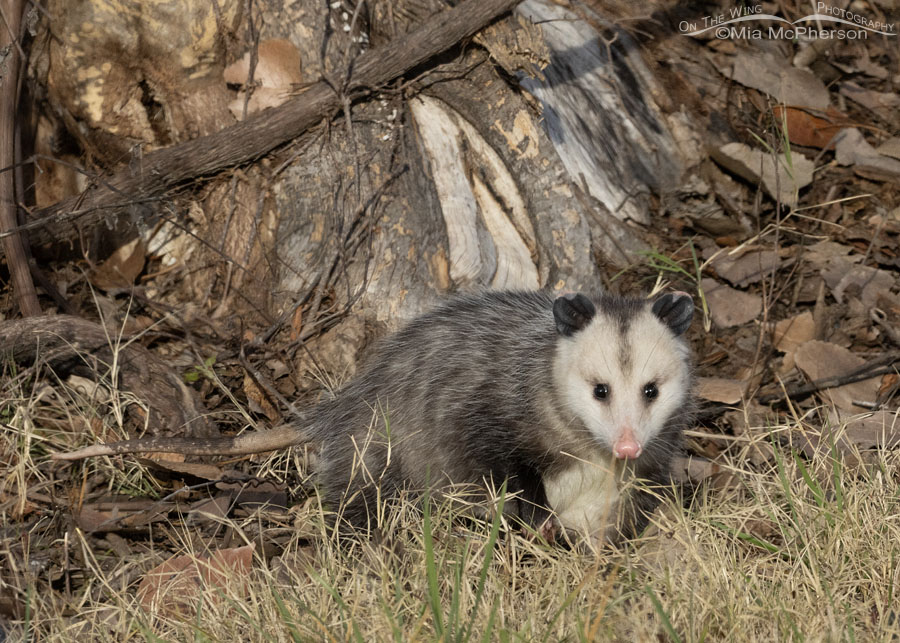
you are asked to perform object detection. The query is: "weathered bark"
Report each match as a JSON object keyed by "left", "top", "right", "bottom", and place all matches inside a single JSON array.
[
  {"left": 5, "top": 0, "right": 522, "bottom": 254},
  {"left": 13, "top": 0, "right": 692, "bottom": 385},
  {"left": 0, "top": 316, "right": 217, "bottom": 440},
  {"left": 516, "top": 0, "right": 683, "bottom": 226},
  {"left": 271, "top": 1, "right": 686, "bottom": 360}
]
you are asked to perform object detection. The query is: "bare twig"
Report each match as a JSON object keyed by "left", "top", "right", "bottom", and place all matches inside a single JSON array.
[{"left": 757, "top": 353, "right": 900, "bottom": 405}]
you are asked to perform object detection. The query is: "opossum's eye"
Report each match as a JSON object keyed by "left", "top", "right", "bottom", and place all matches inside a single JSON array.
[
  {"left": 643, "top": 382, "right": 659, "bottom": 401},
  {"left": 593, "top": 383, "right": 609, "bottom": 400}
]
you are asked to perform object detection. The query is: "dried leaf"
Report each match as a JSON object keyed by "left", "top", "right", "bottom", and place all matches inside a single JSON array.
[
  {"left": 710, "top": 143, "right": 814, "bottom": 206},
  {"left": 839, "top": 82, "right": 900, "bottom": 124},
  {"left": 701, "top": 278, "right": 762, "bottom": 328},
  {"left": 215, "top": 480, "right": 289, "bottom": 512},
  {"left": 266, "top": 359, "right": 290, "bottom": 379},
  {"left": 186, "top": 495, "right": 232, "bottom": 525},
  {"left": 89, "top": 238, "right": 146, "bottom": 290},
  {"left": 877, "top": 373, "right": 898, "bottom": 399},
  {"left": 75, "top": 500, "right": 175, "bottom": 532},
  {"left": 137, "top": 545, "right": 255, "bottom": 617},
  {"left": 672, "top": 455, "right": 721, "bottom": 484},
  {"left": 803, "top": 240, "right": 857, "bottom": 268},
  {"left": 793, "top": 340, "right": 881, "bottom": 412},
  {"left": 837, "top": 270, "right": 896, "bottom": 308},
  {"left": 728, "top": 52, "right": 830, "bottom": 110},
  {"left": 834, "top": 128, "right": 900, "bottom": 181},
  {"left": 876, "top": 137, "right": 900, "bottom": 161},
  {"left": 138, "top": 457, "right": 226, "bottom": 481},
  {"left": 772, "top": 106, "right": 852, "bottom": 149},
  {"left": 795, "top": 409, "right": 900, "bottom": 458},
  {"left": 696, "top": 377, "right": 746, "bottom": 404},
  {"left": 709, "top": 248, "right": 782, "bottom": 287},
  {"left": 773, "top": 311, "right": 815, "bottom": 353},
  {"left": 290, "top": 306, "right": 303, "bottom": 341},
  {"left": 75, "top": 506, "right": 117, "bottom": 533},
  {"left": 243, "top": 373, "right": 280, "bottom": 422}
]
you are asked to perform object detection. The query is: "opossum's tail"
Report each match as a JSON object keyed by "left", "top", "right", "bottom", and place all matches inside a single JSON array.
[{"left": 51, "top": 425, "right": 306, "bottom": 461}]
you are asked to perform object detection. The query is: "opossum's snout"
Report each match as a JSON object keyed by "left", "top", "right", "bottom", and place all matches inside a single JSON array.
[{"left": 612, "top": 427, "right": 642, "bottom": 459}]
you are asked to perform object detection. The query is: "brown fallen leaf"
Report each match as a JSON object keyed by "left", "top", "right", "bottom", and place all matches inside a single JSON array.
[
  {"left": 712, "top": 248, "right": 782, "bottom": 288},
  {"left": 75, "top": 500, "right": 176, "bottom": 532},
  {"left": 772, "top": 106, "right": 852, "bottom": 149},
  {"left": 710, "top": 143, "right": 814, "bottom": 207},
  {"left": 89, "top": 238, "right": 146, "bottom": 290},
  {"left": 795, "top": 409, "right": 900, "bottom": 458},
  {"left": 75, "top": 506, "right": 118, "bottom": 533},
  {"left": 138, "top": 457, "right": 226, "bottom": 481},
  {"left": 290, "top": 305, "right": 303, "bottom": 341},
  {"left": 137, "top": 544, "right": 255, "bottom": 617},
  {"left": 696, "top": 377, "right": 746, "bottom": 404},
  {"left": 839, "top": 82, "right": 900, "bottom": 124},
  {"left": 728, "top": 52, "right": 830, "bottom": 110},
  {"left": 793, "top": 340, "right": 881, "bottom": 412},
  {"left": 877, "top": 373, "right": 898, "bottom": 399},
  {"left": 834, "top": 128, "right": 900, "bottom": 181},
  {"left": 215, "top": 480, "right": 290, "bottom": 512},
  {"left": 186, "top": 495, "right": 232, "bottom": 526},
  {"left": 672, "top": 455, "right": 721, "bottom": 485},
  {"left": 243, "top": 372, "right": 281, "bottom": 422},
  {"left": 772, "top": 311, "right": 815, "bottom": 353},
  {"left": 701, "top": 278, "right": 762, "bottom": 328},
  {"left": 830, "top": 263, "right": 897, "bottom": 308},
  {"left": 876, "top": 137, "right": 900, "bottom": 161}
]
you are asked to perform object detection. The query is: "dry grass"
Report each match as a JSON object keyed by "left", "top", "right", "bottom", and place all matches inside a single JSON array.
[{"left": 2, "top": 352, "right": 900, "bottom": 642}]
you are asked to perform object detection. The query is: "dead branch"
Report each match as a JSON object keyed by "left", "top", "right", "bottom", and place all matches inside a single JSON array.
[
  {"left": 757, "top": 353, "right": 900, "bottom": 405},
  {"left": 0, "top": 0, "right": 40, "bottom": 315},
  {"left": 2, "top": 0, "right": 521, "bottom": 253}
]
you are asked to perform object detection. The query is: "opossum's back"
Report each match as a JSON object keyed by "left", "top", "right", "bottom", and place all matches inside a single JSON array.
[
  {"left": 377, "top": 290, "right": 556, "bottom": 391},
  {"left": 311, "top": 291, "right": 558, "bottom": 441}
]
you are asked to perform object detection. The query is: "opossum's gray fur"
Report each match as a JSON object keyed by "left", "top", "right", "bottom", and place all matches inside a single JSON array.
[
  {"left": 54, "top": 290, "right": 694, "bottom": 541},
  {"left": 310, "top": 290, "right": 692, "bottom": 538}
]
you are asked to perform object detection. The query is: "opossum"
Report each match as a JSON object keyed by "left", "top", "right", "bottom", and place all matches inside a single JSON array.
[{"left": 54, "top": 290, "right": 694, "bottom": 544}]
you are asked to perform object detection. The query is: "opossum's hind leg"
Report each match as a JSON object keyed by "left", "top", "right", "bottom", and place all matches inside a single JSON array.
[
  {"left": 327, "top": 484, "right": 384, "bottom": 535},
  {"left": 315, "top": 445, "right": 398, "bottom": 538}
]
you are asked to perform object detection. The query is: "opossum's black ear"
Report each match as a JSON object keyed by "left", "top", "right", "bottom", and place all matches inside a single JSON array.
[
  {"left": 651, "top": 292, "right": 693, "bottom": 336},
  {"left": 553, "top": 293, "right": 596, "bottom": 336}
]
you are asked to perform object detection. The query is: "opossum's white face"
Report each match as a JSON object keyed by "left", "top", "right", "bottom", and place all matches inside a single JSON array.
[{"left": 552, "top": 293, "right": 692, "bottom": 459}]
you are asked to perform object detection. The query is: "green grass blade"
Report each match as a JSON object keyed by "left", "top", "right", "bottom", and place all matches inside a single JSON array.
[
  {"left": 308, "top": 568, "right": 365, "bottom": 643},
  {"left": 645, "top": 585, "right": 683, "bottom": 643},
  {"left": 423, "top": 490, "right": 445, "bottom": 638},
  {"left": 270, "top": 586, "right": 305, "bottom": 643},
  {"left": 461, "top": 482, "right": 507, "bottom": 643},
  {"left": 792, "top": 450, "right": 826, "bottom": 509},
  {"left": 828, "top": 435, "right": 844, "bottom": 513}
]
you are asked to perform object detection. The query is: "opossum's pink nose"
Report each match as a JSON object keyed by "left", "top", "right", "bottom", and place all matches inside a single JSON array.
[{"left": 613, "top": 427, "right": 642, "bottom": 459}]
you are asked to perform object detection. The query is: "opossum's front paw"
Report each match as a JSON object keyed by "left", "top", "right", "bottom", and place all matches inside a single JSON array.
[
  {"left": 518, "top": 516, "right": 559, "bottom": 544},
  {"left": 539, "top": 516, "right": 560, "bottom": 543}
]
